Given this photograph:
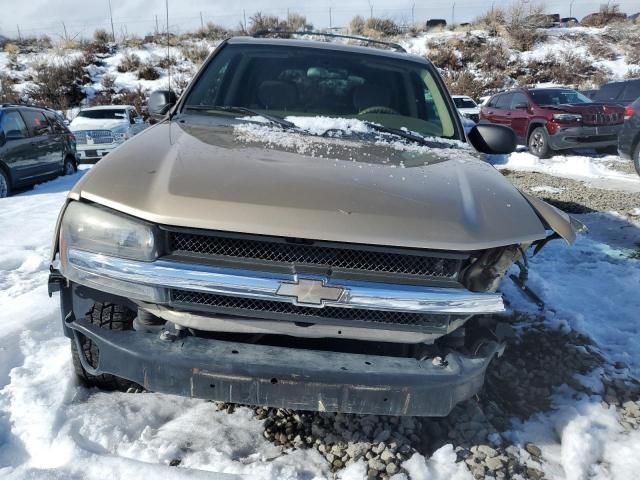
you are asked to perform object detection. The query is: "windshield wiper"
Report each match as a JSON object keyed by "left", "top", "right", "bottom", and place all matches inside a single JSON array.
[
  {"left": 184, "top": 105, "right": 296, "bottom": 130},
  {"left": 360, "top": 121, "right": 449, "bottom": 148}
]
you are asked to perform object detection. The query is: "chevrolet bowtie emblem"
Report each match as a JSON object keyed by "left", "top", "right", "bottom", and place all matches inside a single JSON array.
[{"left": 276, "top": 279, "right": 345, "bottom": 306}]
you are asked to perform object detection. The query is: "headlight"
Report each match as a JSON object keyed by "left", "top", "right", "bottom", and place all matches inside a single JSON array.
[
  {"left": 553, "top": 113, "right": 582, "bottom": 123},
  {"left": 60, "top": 202, "right": 159, "bottom": 262},
  {"left": 112, "top": 131, "right": 129, "bottom": 143}
]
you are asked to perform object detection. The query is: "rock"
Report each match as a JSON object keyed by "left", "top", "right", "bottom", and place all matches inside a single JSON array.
[
  {"left": 525, "top": 443, "right": 542, "bottom": 458},
  {"left": 375, "top": 429, "right": 392, "bottom": 443},
  {"left": 368, "top": 469, "right": 378, "bottom": 480},
  {"left": 478, "top": 445, "right": 498, "bottom": 458},
  {"left": 485, "top": 456, "right": 504, "bottom": 471},
  {"left": 369, "top": 458, "right": 386, "bottom": 471},
  {"left": 386, "top": 463, "right": 399, "bottom": 475},
  {"left": 332, "top": 459, "right": 344, "bottom": 469},
  {"left": 380, "top": 449, "right": 395, "bottom": 463}
]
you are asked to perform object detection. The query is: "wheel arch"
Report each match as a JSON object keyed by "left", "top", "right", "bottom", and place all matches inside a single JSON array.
[{"left": 526, "top": 120, "right": 547, "bottom": 141}]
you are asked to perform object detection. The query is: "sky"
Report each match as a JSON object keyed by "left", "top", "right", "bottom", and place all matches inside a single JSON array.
[{"left": 1, "top": 0, "right": 638, "bottom": 40}]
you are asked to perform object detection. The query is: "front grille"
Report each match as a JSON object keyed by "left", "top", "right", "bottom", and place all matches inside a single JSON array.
[
  {"left": 168, "top": 231, "right": 462, "bottom": 279},
  {"left": 171, "top": 289, "right": 452, "bottom": 331},
  {"left": 582, "top": 112, "right": 623, "bottom": 126},
  {"left": 74, "top": 129, "right": 114, "bottom": 145}
]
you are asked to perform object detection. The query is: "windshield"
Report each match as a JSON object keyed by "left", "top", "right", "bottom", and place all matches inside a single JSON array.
[
  {"left": 453, "top": 97, "right": 477, "bottom": 109},
  {"left": 183, "top": 43, "right": 458, "bottom": 140},
  {"left": 529, "top": 89, "right": 592, "bottom": 106},
  {"left": 77, "top": 109, "right": 127, "bottom": 120}
]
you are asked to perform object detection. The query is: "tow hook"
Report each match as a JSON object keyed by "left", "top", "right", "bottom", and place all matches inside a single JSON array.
[
  {"left": 47, "top": 267, "right": 66, "bottom": 297},
  {"left": 510, "top": 252, "right": 545, "bottom": 310}
]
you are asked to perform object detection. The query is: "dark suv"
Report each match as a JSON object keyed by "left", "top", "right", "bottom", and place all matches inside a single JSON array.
[
  {"left": 592, "top": 78, "right": 640, "bottom": 107},
  {"left": 480, "top": 88, "right": 625, "bottom": 158},
  {"left": 0, "top": 104, "right": 77, "bottom": 197}
]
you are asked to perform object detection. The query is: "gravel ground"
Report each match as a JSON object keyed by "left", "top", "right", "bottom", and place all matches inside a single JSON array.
[
  {"left": 502, "top": 169, "right": 640, "bottom": 216},
  {"left": 206, "top": 315, "right": 640, "bottom": 480}
]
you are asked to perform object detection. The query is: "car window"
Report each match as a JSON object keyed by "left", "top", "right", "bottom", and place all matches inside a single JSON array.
[
  {"left": 495, "top": 94, "right": 512, "bottom": 110},
  {"left": 594, "top": 83, "right": 624, "bottom": 101},
  {"left": 184, "top": 44, "right": 458, "bottom": 140},
  {"left": 453, "top": 97, "right": 477, "bottom": 109},
  {"left": 44, "top": 112, "right": 67, "bottom": 134},
  {"left": 0, "top": 111, "right": 29, "bottom": 138},
  {"left": 529, "top": 89, "right": 591, "bottom": 105},
  {"left": 487, "top": 95, "right": 499, "bottom": 108},
  {"left": 21, "top": 109, "right": 52, "bottom": 136},
  {"left": 511, "top": 93, "right": 529, "bottom": 109},
  {"left": 622, "top": 81, "right": 640, "bottom": 102},
  {"left": 76, "top": 109, "right": 128, "bottom": 120}
]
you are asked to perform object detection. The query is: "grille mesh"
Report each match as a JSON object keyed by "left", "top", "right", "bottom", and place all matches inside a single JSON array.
[
  {"left": 172, "top": 289, "right": 449, "bottom": 329},
  {"left": 169, "top": 232, "right": 461, "bottom": 278},
  {"left": 74, "top": 130, "right": 115, "bottom": 145}
]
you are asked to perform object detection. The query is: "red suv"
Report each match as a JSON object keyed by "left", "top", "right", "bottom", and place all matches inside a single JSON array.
[{"left": 480, "top": 88, "right": 625, "bottom": 158}]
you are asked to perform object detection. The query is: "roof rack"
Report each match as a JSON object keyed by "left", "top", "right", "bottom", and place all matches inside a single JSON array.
[
  {"left": 1, "top": 102, "right": 57, "bottom": 112},
  {"left": 251, "top": 30, "right": 407, "bottom": 53}
]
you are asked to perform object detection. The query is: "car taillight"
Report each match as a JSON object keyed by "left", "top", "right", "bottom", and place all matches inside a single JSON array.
[{"left": 624, "top": 105, "right": 635, "bottom": 120}]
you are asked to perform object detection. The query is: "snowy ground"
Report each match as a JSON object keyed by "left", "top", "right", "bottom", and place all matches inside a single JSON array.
[{"left": 0, "top": 148, "right": 639, "bottom": 480}]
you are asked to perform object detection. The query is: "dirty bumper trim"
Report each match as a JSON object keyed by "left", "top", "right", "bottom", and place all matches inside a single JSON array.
[
  {"left": 64, "top": 248, "right": 505, "bottom": 315},
  {"left": 66, "top": 313, "right": 503, "bottom": 416}
]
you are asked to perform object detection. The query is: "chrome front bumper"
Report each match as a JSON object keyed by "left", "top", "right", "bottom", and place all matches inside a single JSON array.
[{"left": 61, "top": 248, "right": 505, "bottom": 315}]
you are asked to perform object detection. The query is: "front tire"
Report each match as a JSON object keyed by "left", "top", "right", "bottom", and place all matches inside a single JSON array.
[
  {"left": 528, "top": 127, "right": 553, "bottom": 159},
  {"left": 0, "top": 169, "right": 10, "bottom": 198},
  {"left": 71, "top": 302, "right": 140, "bottom": 391},
  {"left": 62, "top": 156, "right": 77, "bottom": 176},
  {"left": 633, "top": 143, "right": 640, "bottom": 177}
]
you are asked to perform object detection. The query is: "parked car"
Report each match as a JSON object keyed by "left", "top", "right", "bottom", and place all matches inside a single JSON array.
[
  {"left": 618, "top": 97, "right": 640, "bottom": 175},
  {"left": 69, "top": 105, "right": 146, "bottom": 163},
  {"left": 48, "top": 36, "right": 583, "bottom": 417},
  {"left": 452, "top": 95, "right": 480, "bottom": 123},
  {"left": 426, "top": 19, "right": 447, "bottom": 29},
  {"left": 591, "top": 79, "right": 640, "bottom": 108},
  {"left": 559, "top": 17, "right": 580, "bottom": 27},
  {"left": 0, "top": 104, "right": 77, "bottom": 198},
  {"left": 480, "top": 87, "right": 625, "bottom": 158}
]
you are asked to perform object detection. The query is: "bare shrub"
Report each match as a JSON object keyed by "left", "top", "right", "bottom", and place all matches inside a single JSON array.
[
  {"left": 625, "top": 48, "right": 640, "bottom": 66},
  {"left": 0, "top": 72, "right": 19, "bottom": 103},
  {"left": 474, "top": 6, "right": 507, "bottom": 36},
  {"left": 504, "top": 0, "right": 547, "bottom": 51},
  {"left": 585, "top": 37, "right": 618, "bottom": 61},
  {"left": 181, "top": 44, "right": 210, "bottom": 64},
  {"left": 94, "top": 29, "right": 111, "bottom": 45},
  {"left": 117, "top": 52, "right": 141, "bottom": 73},
  {"left": 426, "top": 42, "right": 462, "bottom": 71},
  {"left": 114, "top": 85, "right": 148, "bottom": 117},
  {"left": 248, "top": 12, "right": 286, "bottom": 34},
  {"left": 350, "top": 16, "right": 366, "bottom": 34},
  {"left": 157, "top": 54, "right": 178, "bottom": 69},
  {"left": 137, "top": 61, "right": 160, "bottom": 80},
  {"left": 582, "top": 4, "right": 627, "bottom": 27},
  {"left": 442, "top": 71, "right": 485, "bottom": 99},
  {"left": 625, "top": 67, "right": 640, "bottom": 79},
  {"left": 363, "top": 18, "right": 401, "bottom": 37},
  {"left": 518, "top": 52, "right": 610, "bottom": 88},
  {"left": 507, "top": 26, "right": 547, "bottom": 51},
  {"left": 24, "top": 58, "right": 87, "bottom": 109},
  {"left": 195, "top": 22, "right": 228, "bottom": 40},
  {"left": 4, "top": 43, "right": 19, "bottom": 66},
  {"left": 287, "top": 13, "right": 311, "bottom": 31}
]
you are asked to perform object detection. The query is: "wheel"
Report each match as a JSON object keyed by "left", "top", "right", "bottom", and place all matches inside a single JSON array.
[
  {"left": 71, "top": 302, "right": 140, "bottom": 391},
  {"left": 633, "top": 143, "right": 640, "bottom": 177},
  {"left": 62, "top": 156, "right": 77, "bottom": 176},
  {"left": 0, "top": 169, "right": 10, "bottom": 198},
  {"left": 528, "top": 127, "right": 553, "bottom": 159}
]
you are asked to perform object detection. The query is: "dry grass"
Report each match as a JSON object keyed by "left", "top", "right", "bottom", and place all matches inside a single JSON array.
[
  {"left": 518, "top": 52, "right": 611, "bottom": 89},
  {"left": 349, "top": 16, "right": 366, "bottom": 34},
  {"left": 137, "top": 61, "right": 160, "bottom": 80},
  {"left": 0, "top": 72, "right": 18, "bottom": 103},
  {"left": 117, "top": 52, "right": 141, "bottom": 73},
  {"left": 426, "top": 42, "right": 462, "bottom": 71},
  {"left": 180, "top": 44, "right": 210, "bottom": 64},
  {"left": 194, "top": 22, "right": 229, "bottom": 40},
  {"left": 442, "top": 70, "right": 485, "bottom": 99},
  {"left": 585, "top": 37, "right": 618, "bottom": 61}
]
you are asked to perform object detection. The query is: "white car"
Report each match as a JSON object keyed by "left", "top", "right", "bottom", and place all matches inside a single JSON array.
[
  {"left": 69, "top": 105, "right": 146, "bottom": 162},
  {"left": 452, "top": 95, "right": 481, "bottom": 123}
]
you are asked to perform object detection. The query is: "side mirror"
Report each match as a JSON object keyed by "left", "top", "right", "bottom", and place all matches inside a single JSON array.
[
  {"left": 148, "top": 90, "right": 178, "bottom": 120},
  {"left": 134, "top": 117, "right": 144, "bottom": 124},
  {"left": 467, "top": 124, "right": 517, "bottom": 155}
]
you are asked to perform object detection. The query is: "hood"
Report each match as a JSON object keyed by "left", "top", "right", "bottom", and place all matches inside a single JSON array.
[
  {"left": 457, "top": 107, "right": 480, "bottom": 115},
  {"left": 69, "top": 118, "right": 128, "bottom": 131},
  {"left": 72, "top": 117, "right": 550, "bottom": 251}
]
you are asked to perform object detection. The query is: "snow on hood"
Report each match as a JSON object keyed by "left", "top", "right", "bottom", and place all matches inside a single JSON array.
[{"left": 69, "top": 118, "right": 129, "bottom": 131}]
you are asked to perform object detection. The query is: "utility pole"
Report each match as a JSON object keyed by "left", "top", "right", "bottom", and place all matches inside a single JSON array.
[
  {"left": 368, "top": 0, "right": 373, "bottom": 19},
  {"left": 200, "top": 11, "right": 204, "bottom": 29},
  {"left": 329, "top": 7, "right": 332, "bottom": 29},
  {"left": 16, "top": 24, "right": 21, "bottom": 42},
  {"left": 411, "top": 3, "right": 415, "bottom": 26},
  {"left": 243, "top": 9, "right": 247, "bottom": 32},
  {"left": 62, "top": 21, "right": 68, "bottom": 41},
  {"left": 108, "top": 0, "right": 115, "bottom": 42},
  {"left": 569, "top": 0, "right": 575, "bottom": 17},
  {"left": 452, "top": 2, "right": 456, "bottom": 26},
  {"left": 155, "top": 15, "right": 159, "bottom": 35}
]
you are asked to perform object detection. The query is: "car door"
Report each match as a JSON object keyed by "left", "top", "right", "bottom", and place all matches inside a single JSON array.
[
  {"left": 491, "top": 94, "right": 513, "bottom": 127},
  {"left": 44, "top": 111, "right": 68, "bottom": 171},
  {"left": 509, "top": 92, "right": 530, "bottom": 141},
  {"left": 0, "top": 110, "right": 32, "bottom": 185},
  {"left": 20, "top": 108, "right": 60, "bottom": 177},
  {"left": 481, "top": 95, "right": 500, "bottom": 123}
]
